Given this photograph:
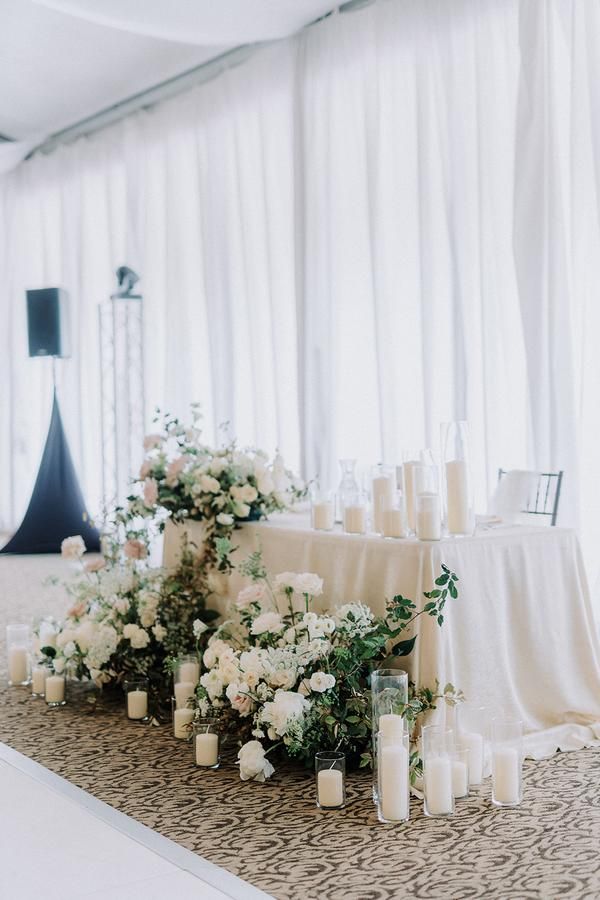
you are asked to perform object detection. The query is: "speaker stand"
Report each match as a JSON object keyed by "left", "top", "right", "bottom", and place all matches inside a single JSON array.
[{"left": 0, "top": 389, "right": 101, "bottom": 554}]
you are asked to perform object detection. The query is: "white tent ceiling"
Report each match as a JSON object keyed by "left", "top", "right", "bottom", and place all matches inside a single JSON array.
[{"left": 0, "top": 0, "right": 341, "bottom": 142}]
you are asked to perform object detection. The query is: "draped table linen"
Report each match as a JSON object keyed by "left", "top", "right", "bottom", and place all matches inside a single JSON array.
[{"left": 227, "top": 512, "right": 600, "bottom": 759}]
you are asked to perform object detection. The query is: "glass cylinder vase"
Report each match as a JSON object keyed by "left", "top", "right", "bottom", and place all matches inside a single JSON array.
[
  {"left": 193, "top": 718, "right": 220, "bottom": 768},
  {"left": 441, "top": 421, "right": 475, "bottom": 536},
  {"left": 380, "top": 490, "right": 408, "bottom": 539},
  {"left": 45, "top": 672, "right": 67, "bottom": 707},
  {"left": 311, "top": 488, "right": 335, "bottom": 532},
  {"left": 371, "top": 465, "right": 396, "bottom": 534},
  {"left": 422, "top": 725, "right": 455, "bottom": 817},
  {"left": 6, "top": 624, "right": 31, "bottom": 687},
  {"left": 315, "top": 751, "right": 346, "bottom": 809},
  {"left": 457, "top": 703, "right": 489, "bottom": 786},
  {"left": 31, "top": 662, "right": 51, "bottom": 698},
  {"left": 342, "top": 490, "right": 369, "bottom": 534},
  {"left": 173, "top": 654, "right": 200, "bottom": 687},
  {"left": 376, "top": 729, "right": 410, "bottom": 823},
  {"left": 124, "top": 678, "right": 150, "bottom": 723},
  {"left": 402, "top": 453, "right": 426, "bottom": 534},
  {"left": 336, "top": 458, "right": 359, "bottom": 522},
  {"left": 491, "top": 718, "right": 523, "bottom": 806}
]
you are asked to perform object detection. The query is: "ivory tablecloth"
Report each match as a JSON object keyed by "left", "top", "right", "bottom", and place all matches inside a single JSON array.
[{"left": 228, "top": 512, "right": 600, "bottom": 758}]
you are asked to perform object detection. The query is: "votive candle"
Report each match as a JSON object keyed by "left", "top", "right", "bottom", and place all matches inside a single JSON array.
[
  {"left": 127, "top": 690, "right": 148, "bottom": 720},
  {"left": 195, "top": 733, "right": 219, "bottom": 767},
  {"left": 45, "top": 675, "right": 65, "bottom": 705},
  {"left": 174, "top": 707, "right": 194, "bottom": 739}
]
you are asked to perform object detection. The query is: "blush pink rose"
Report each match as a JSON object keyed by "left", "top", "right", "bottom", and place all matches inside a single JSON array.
[
  {"left": 67, "top": 601, "right": 86, "bottom": 618},
  {"left": 139, "top": 459, "right": 153, "bottom": 479},
  {"left": 143, "top": 434, "right": 163, "bottom": 451},
  {"left": 165, "top": 456, "right": 186, "bottom": 487},
  {"left": 123, "top": 538, "right": 148, "bottom": 560},
  {"left": 143, "top": 477, "right": 159, "bottom": 507},
  {"left": 84, "top": 558, "right": 105, "bottom": 573}
]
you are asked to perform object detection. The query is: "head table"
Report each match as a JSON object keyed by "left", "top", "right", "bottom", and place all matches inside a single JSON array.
[{"left": 219, "top": 510, "right": 600, "bottom": 760}]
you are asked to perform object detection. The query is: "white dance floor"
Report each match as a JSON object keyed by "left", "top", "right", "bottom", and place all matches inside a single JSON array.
[{"left": 0, "top": 743, "right": 269, "bottom": 900}]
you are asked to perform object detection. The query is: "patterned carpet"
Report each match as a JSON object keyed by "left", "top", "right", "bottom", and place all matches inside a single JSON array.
[{"left": 1, "top": 555, "right": 600, "bottom": 900}]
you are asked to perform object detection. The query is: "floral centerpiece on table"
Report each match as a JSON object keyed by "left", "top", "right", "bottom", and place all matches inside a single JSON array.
[
  {"left": 194, "top": 548, "right": 462, "bottom": 782},
  {"left": 127, "top": 405, "right": 306, "bottom": 573},
  {"left": 37, "top": 531, "right": 217, "bottom": 692}
]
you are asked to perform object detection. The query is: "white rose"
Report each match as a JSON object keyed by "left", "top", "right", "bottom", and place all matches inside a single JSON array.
[
  {"left": 62, "top": 641, "right": 77, "bottom": 659},
  {"left": 294, "top": 573, "right": 324, "bottom": 597},
  {"left": 217, "top": 513, "right": 234, "bottom": 526},
  {"left": 123, "top": 623, "right": 150, "bottom": 649},
  {"left": 268, "top": 669, "right": 296, "bottom": 690},
  {"left": 199, "top": 474, "right": 221, "bottom": 493},
  {"left": 235, "top": 584, "right": 266, "bottom": 610},
  {"left": 200, "top": 669, "right": 224, "bottom": 701},
  {"left": 53, "top": 657, "right": 66, "bottom": 674},
  {"left": 309, "top": 671, "right": 336, "bottom": 693},
  {"left": 230, "top": 484, "right": 258, "bottom": 504},
  {"left": 74, "top": 621, "right": 97, "bottom": 652},
  {"left": 256, "top": 472, "right": 275, "bottom": 495},
  {"left": 233, "top": 501, "right": 251, "bottom": 519},
  {"left": 273, "top": 572, "right": 298, "bottom": 593},
  {"left": 152, "top": 623, "right": 167, "bottom": 642},
  {"left": 251, "top": 612, "right": 284, "bottom": 636},
  {"left": 114, "top": 597, "right": 130, "bottom": 616},
  {"left": 226, "top": 682, "right": 254, "bottom": 717},
  {"left": 61, "top": 535, "right": 86, "bottom": 560},
  {"left": 237, "top": 740, "right": 275, "bottom": 782}
]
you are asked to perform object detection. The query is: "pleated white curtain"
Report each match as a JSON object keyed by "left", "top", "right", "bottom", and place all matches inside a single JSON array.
[{"left": 1, "top": 0, "right": 599, "bottom": 568}]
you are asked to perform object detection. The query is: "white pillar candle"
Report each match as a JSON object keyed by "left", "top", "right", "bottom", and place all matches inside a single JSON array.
[
  {"left": 416, "top": 492, "right": 441, "bottom": 541},
  {"left": 39, "top": 624, "right": 57, "bottom": 649},
  {"left": 379, "top": 713, "right": 405, "bottom": 742},
  {"left": 31, "top": 666, "right": 48, "bottom": 695},
  {"left": 127, "top": 690, "right": 148, "bottom": 720},
  {"left": 461, "top": 731, "right": 484, "bottom": 785},
  {"left": 312, "top": 501, "right": 334, "bottom": 531},
  {"left": 177, "top": 661, "right": 199, "bottom": 684},
  {"left": 492, "top": 747, "right": 521, "bottom": 804},
  {"left": 403, "top": 462, "right": 425, "bottom": 532},
  {"left": 8, "top": 646, "right": 29, "bottom": 684},
  {"left": 174, "top": 681, "right": 196, "bottom": 709},
  {"left": 343, "top": 505, "right": 367, "bottom": 534},
  {"left": 195, "top": 732, "right": 219, "bottom": 766},
  {"left": 380, "top": 744, "right": 409, "bottom": 821},
  {"left": 317, "top": 769, "right": 344, "bottom": 807},
  {"left": 425, "top": 757, "right": 453, "bottom": 815},
  {"left": 452, "top": 760, "right": 469, "bottom": 798},
  {"left": 382, "top": 508, "right": 408, "bottom": 538},
  {"left": 446, "top": 460, "right": 471, "bottom": 534},
  {"left": 372, "top": 475, "right": 395, "bottom": 533},
  {"left": 173, "top": 707, "right": 194, "bottom": 739},
  {"left": 45, "top": 675, "right": 65, "bottom": 704}
]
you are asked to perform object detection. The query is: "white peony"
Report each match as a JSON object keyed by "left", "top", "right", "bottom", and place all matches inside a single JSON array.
[
  {"left": 61, "top": 535, "right": 86, "bottom": 560},
  {"left": 200, "top": 669, "right": 224, "bottom": 701},
  {"left": 309, "top": 671, "right": 336, "bottom": 693},
  {"left": 236, "top": 583, "right": 266, "bottom": 610},
  {"left": 62, "top": 641, "right": 77, "bottom": 659},
  {"left": 238, "top": 740, "right": 275, "bottom": 782},
  {"left": 251, "top": 612, "right": 284, "bottom": 636},
  {"left": 74, "top": 620, "right": 97, "bottom": 652},
  {"left": 260, "top": 690, "right": 310, "bottom": 736}
]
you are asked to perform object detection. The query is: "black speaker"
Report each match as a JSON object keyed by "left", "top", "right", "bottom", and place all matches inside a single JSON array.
[{"left": 26, "top": 287, "right": 70, "bottom": 358}]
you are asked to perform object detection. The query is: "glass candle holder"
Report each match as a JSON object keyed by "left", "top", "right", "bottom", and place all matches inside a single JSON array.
[
  {"left": 451, "top": 747, "right": 470, "bottom": 799},
  {"left": 370, "top": 668, "right": 408, "bottom": 801},
  {"left": 402, "top": 452, "right": 426, "bottom": 533},
  {"left": 371, "top": 465, "right": 396, "bottom": 534},
  {"left": 172, "top": 697, "right": 195, "bottom": 740},
  {"left": 315, "top": 752, "right": 346, "bottom": 809},
  {"left": 441, "top": 421, "right": 475, "bottom": 536},
  {"left": 416, "top": 492, "right": 441, "bottom": 541},
  {"left": 422, "top": 725, "right": 455, "bottom": 817},
  {"left": 173, "top": 654, "right": 200, "bottom": 687},
  {"left": 380, "top": 490, "right": 408, "bottom": 538},
  {"left": 376, "top": 729, "right": 410, "bottom": 823},
  {"left": 457, "top": 703, "right": 488, "bottom": 786},
  {"left": 6, "top": 624, "right": 31, "bottom": 687},
  {"left": 174, "top": 679, "right": 196, "bottom": 710},
  {"left": 193, "top": 718, "right": 220, "bottom": 768},
  {"left": 342, "top": 490, "right": 368, "bottom": 534},
  {"left": 311, "top": 489, "right": 335, "bottom": 532},
  {"left": 336, "top": 458, "right": 359, "bottom": 522},
  {"left": 45, "top": 672, "right": 67, "bottom": 707},
  {"left": 491, "top": 718, "right": 523, "bottom": 807},
  {"left": 124, "top": 678, "right": 150, "bottom": 722},
  {"left": 31, "top": 662, "right": 51, "bottom": 698}
]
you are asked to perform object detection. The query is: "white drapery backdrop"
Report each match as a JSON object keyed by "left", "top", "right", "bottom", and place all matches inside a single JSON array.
[{"left": 1, "top": 0, "right": 599, "bottom": 567}]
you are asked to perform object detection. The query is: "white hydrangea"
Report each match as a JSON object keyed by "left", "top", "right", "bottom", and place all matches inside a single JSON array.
[
  {"left": 334, "top": 602, "right": 376, "bottom": 637},
  {"left": 259, "top": 690, "right": 310, "bottom": 737}
]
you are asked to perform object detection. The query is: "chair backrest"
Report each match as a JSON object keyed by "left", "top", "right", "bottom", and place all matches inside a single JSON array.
[{"left": 497, "top": 469, "right": 563, "bottom": 526}]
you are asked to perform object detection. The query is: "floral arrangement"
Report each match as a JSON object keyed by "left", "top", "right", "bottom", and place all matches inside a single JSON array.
[
  {"left": 127, "top": 406, "right": 305, "bottom": 573},
  {"left": 37, "top": 531, "right": 217, "bottom": 691},
  {"left": 194, "top": 549, "right": 462, "bottom": 781}
]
